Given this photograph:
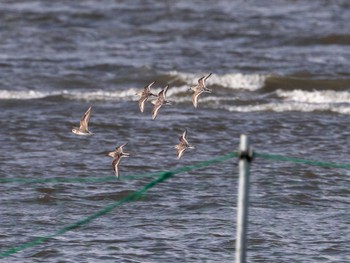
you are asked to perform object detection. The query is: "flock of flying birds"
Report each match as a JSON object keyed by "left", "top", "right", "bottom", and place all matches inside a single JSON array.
[{"left": 71, "top": 73, "right": 213, "bottom": 178}]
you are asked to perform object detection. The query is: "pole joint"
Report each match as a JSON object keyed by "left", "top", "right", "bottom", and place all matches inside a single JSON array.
[{"left": 238, "top": 146, "right": 254, "bottom": 162}]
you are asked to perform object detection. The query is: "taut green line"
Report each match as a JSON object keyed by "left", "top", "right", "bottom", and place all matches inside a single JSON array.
[
  {"left": 0, "top": 152, "right": 236, "bottom": 258},
  {"left": 255, "top": 152, "right": 350, "bottom": 170}
]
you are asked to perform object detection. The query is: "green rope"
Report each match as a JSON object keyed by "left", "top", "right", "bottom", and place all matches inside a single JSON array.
[
  {"left": 0, "top": 172, "right": 174, "bottom": 259},
  {"left": 0, "top": 173, "right": 164, "bottom": 184},
  {"left": 1, "top": 151, "right": 350, "bottom": 185},
  {"left": 0, "top": 152, "right": 237, "bottom": 258},
  {"left": 255, "top": 152, "right": 350, "bottom": 170},
  {"left": 3, "top": 150, "right": 348, "bottom": 258},
  {"left": 0, "top": 152, "right": 238, "bottom": 184}
]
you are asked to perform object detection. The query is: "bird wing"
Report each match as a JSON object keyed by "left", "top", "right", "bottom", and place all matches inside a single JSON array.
[
  {"left": 199, "top": 73, "right": 212, "bottom": 88},
  {"left": 146, "top": 80, "right": 156, "bottom": 91},
  {"left": 176, "top": 146, "right": 186, "bottom": 160},
  {"left": 152, "top": 102, "right": 162, "bottom": 120},
  {"left": 160, "top": 85, "right": 169, "bottom": 100},
  {"left": 197, "top": 75, "right": 205, "bottom": 86},
  {"left": 138, "top": 81, "right": 156, "bottom": 112},
  {"left": 79, "top": 106, "right": 92, "bottom": 132},
  {"left": 119, "top": 143, "right": 128, "bottom": 153},
  {"left": 138, "top": 96, "right": 148, "bottom": 112},
  {"left": 182, "top": 130, "right": 189, "bottom": 145},
  {"left": 192, "top": 90, "right": 203, "bottom": 108},
  {"left": 114, "top": 142, "right": 128, "bottom": 155},
  {"left": 112, "top": 157, "right": 121, "bottom": 178},
  {"left": 204, "top": 72, "right": 212, "bottom": 82}
]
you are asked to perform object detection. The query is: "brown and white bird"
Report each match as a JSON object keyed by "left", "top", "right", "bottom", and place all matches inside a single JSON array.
[
  {"left": 175, "top": 129, "right": 195, "bottom": 160},
  {"left": 72, "top": 106, "right": 93, "bottom": 136},
  {"left": 151, "top": 85, "right": 171, "bottom": 120},
  {"left": 108, "top": 143, "right": 130, "bottom": 178},
  {"left": 137, "top": 81, "right": 157, "bottom": 112},
  {"left": 190, "top": 73, "right": 212, "bottom": 108}
]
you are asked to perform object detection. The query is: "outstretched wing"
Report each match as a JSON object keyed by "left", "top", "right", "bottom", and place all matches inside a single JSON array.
[
  {"left": 79, "top": 106, "right": 92, "bottom": 132},
  {"left": 198, "top": 73, "right": 212, "bottom": 88},
  {"left": 160, "top": 85, "right": 169, "bottom": 100},
  {"left": 152, "top": 102, "right": 162, "bottom": 120},
  {"left": 138, "top": 96, "right": 148, "bottom": 112},
  {"left": 146, "top": 80, "right": 156, "bottom": 91},
  {"left": 112, "top": 157, "right": 121, "bottom": 178},
  {"left": 192, "top": 90, "right": 203, "bottom": 108},
  {"left": 204, "top": 72, "right": 212, "bottom": 82},
  {"left": 176, "top": 146, "right": 186, "bottom": 160},
  {"left": 181, "top": 129, "right": 189, "bottom": 145},
  {"left": 138, "top": 81, "right": 156, "bottom": 112}
]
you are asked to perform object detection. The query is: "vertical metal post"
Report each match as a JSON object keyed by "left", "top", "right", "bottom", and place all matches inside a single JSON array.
[{"left": 235, "top": 134, "right": 252, "bottom": 263}]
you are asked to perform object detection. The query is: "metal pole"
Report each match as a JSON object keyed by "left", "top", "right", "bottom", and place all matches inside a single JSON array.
[{"left": 235, "top": 134, "right": 253, "bottom": 263}]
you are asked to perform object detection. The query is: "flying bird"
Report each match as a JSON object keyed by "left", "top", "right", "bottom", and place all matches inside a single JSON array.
[
  {"left": 72, "top": 106, "right": 93, "bottom": 136},
  {"left": 190, "top": 73, "right": 212, "bottom": 108},
  {"left": 137, "top": 81, "right": 157, "bottom": 112},
  {"left": 108, "top": 143, "right": 130, "bottom": 178},
  {"left": 175, "top": 129, "right": 195, "bottom": 160},
  {"left": 151, "top": 85, "right": 171, "bottom": 120}
]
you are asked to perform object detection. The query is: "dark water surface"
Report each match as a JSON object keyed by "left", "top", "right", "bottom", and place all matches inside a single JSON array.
[{"left": 1, "top": 1, "right": 350, "bottom": 262}]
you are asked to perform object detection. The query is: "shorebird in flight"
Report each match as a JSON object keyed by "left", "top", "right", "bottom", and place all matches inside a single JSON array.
[
  {"left": 108, "top": 143, "right": 130, "bottom": 178},
  {"left": 72, "top": 106, "right": 93, "bottom": 136},
  {"left": 137, "top": 80, "right": 157, "bottom": 113},
  {"left": 190, "top": 73, "right": 212, "bottom": 108},
  {"left": 175, "top": 129, "right": 195, "bottom": 160},
  {"left": 151, "top": 85, "right": 171, "bottom": 120}
]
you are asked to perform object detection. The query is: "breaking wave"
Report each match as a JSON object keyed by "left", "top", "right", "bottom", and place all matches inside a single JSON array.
[
  {"left": 166, "top": 71, "right": 267, "bottom": 91},
  {"left": 224, "top": 102, "right": 350, "bottom": 114},
  {"left": 276, "top": 89, "right": 350, "bottom": 104},
  {"left": 1, "top": 73, "right": 350, "bottom": 115},
  {"left": 0, "top": 89, "right": 139, "bottom": 101},
  {"left": 0, "top": 90, "right": 51, "bottom": 100}
]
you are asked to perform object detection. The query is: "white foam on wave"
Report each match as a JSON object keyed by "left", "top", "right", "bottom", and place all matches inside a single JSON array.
[
  {"left": 0, "top": 89, "right": 139, "bottom": 101},
  {"left": 0, "top": 86, "right": 194, "bottom": 101},
  {"left": 0, "top": 90, "right": 51, "bottom": 99},
  {"left": 167, "top": 71, "right": 267, "bottom": 91},
  {"left": 276, "top": 89, "right": 350, "bottom": 104},
  {"left": 224, "top": 102, "right": 350, "bottom": 115},
  {"left": 63, "top": 89, "right": 139, "bottom": 101}
]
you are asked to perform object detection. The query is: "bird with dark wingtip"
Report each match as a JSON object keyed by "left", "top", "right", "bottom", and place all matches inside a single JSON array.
[
  {"left": 72, "top": 106, "right": 94, "bottom": 136},
  {"left": 151, "top": 85, "right": 171, "bottom": 120},
  {"left": 175, "top": 129, "right": 195, "bottom": 159},
  {"left": 108, "top": 143, "right": 130, "bottom": 178},
  {"left": 190, "top": 73, "right": 212, "bottom": 108},
  {"left": 137, "top": 80, "right": 157, "bottom": 113}
]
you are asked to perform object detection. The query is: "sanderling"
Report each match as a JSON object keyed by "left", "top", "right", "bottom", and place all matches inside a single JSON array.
[
  {"left": 137, "top": 81, "right": 157, "bottom": 113},
  {"left": 72, "top": 106, "right": 94, "bottom": 136},
  {"left": 151, "top": 85, "right": 171, "bottom": 120},
  {"left": 175, "top": 129, "right": 195, "bottom": 159},
  {"left": 108, "top": 143, "right": 130, "bottom": 178},
  {"left": 191, "top": 73, "right": 212, "bottom": 108}
]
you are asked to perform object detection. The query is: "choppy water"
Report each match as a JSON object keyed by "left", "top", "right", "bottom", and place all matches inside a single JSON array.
[{"left": 1, "top": 1, "right": 350, "bottom": 262}]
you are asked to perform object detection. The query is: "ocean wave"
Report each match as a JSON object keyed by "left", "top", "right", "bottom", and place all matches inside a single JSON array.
[
  {"left": 0, "top": 70, "right": 267, "bottom": 101},
  {"left": 166, "top": 71, "right": 267, "bottom": 91},
  {"left": 0, "top": 90, "right": 51, "bottom": 100},
  {"left": 224, "top": 102, "right": 350, "bottom": 114},
  {"left": 276, "top": 89, "right": 350, "bottom": 104},
  {"left": 0, "top": 89, "right": 139, "bottom": 101},
  {"left": 62, "top": 89, "right": 138, "bottom": 101}
]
